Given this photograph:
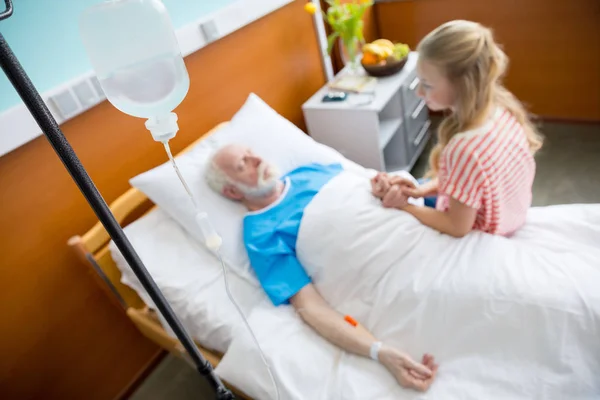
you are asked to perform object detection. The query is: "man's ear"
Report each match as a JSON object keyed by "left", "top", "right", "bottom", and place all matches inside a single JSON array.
[{"left": 222, "top": 184, "right": 244, "bottom": 201}]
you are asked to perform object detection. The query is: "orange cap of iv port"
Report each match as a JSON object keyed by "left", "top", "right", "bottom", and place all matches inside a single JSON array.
[{"left": 344, "top": 315, "right": 358, "bottom": 327}]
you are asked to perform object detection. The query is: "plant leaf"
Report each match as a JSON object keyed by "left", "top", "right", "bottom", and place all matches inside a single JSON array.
[
  {"left": 327, "top": 32, "right": 340, "bottom": 54},
  {"left": 356, "top": 20, "right": 364, "bottom": 42}
]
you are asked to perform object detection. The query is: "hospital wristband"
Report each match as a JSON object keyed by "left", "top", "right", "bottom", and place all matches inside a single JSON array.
[{"left": 370, "top": 341, "right": 383, "bottom": 362}]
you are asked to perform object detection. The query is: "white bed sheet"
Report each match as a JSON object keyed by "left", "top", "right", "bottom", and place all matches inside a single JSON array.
[
  {"left": 215, "top": 171, "right": 600, "bottom": 400},
  {"left": 109, "top": 208, "right": 266, "bottom": 354},
  {"left": 109, "top": 174, "right": 600, "bottom": 399}
]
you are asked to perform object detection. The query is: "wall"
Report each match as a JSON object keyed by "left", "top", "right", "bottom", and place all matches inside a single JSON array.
[
  {"left": 375, "top": 0, "right": 600, "bottom": 121},
  {"left": 0, "top": 0, "right": 237, "bottom": 112},
  {"left": 0, "top": 1, "right": 325, "bottom": 399},
  {"left": 1, "top": 0, "right": 291, "bottom": 157}
]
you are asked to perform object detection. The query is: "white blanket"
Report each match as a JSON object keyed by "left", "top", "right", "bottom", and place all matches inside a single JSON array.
[{"left": 216, "top": 171, "right": 600, "bottom": 400}]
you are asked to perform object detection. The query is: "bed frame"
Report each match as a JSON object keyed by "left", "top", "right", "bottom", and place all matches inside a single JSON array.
[{"left": 68, "top": 122, "right": 252, "bottom": 399}]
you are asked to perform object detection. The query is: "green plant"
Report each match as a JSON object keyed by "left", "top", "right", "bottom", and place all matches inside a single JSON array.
[
  {"left": 323, "top": 0, "right": 373, "bottom": 55},
  {"left": 306, "top": 0, "right": 374, "bottom": 67}
]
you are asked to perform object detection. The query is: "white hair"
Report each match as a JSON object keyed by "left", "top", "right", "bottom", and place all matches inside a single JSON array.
[
  {"left": 204, "top": 151, "right": 230, "bottom": 195},
  {"left": 204, "top": 146, "right": 281, "bottom": 200}
]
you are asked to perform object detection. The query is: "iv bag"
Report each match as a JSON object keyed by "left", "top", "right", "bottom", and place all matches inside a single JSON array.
[{"left": 80, "top": 0, "right": 189, "bottom": 140}]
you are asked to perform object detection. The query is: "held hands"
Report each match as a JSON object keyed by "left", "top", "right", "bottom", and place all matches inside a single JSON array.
[
  {"left": 370, "top": 172, "right": 423, "bottom": 209},
  {"left": 378, "top": 345, "right": 439, "bottom": 392},
  {"left": 370, "top": 172, "right": 392, "bottom": 199}
]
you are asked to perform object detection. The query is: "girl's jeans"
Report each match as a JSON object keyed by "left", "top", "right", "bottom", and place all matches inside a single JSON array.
[{"left": 417, "top": 178, "right": 437, "bottom": 208}]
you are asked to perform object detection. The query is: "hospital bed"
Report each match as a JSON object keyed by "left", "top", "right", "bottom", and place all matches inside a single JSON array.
[
  {"left": 69, "top": 94, "right": 600, "bottom": 400},
  {"left": 67, "top": 92, "right": 366, "bottom": 398}
]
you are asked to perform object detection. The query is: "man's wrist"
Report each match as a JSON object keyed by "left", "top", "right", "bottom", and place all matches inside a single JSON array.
[{"left": 370, "top": 341, "right": 383, "bottom": 361}]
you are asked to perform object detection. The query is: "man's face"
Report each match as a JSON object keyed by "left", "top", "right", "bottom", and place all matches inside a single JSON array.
[{"left": 213, "top": 144, "right": 280, "bottom": 200}]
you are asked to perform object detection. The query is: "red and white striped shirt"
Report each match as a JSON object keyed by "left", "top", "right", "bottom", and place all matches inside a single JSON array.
[{"left": 436, "top": 108, "right": 536, "bottom": 236}]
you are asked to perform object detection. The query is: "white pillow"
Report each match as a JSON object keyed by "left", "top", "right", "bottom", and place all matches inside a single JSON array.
[
  {"left": 129, "top": 93, "right": 366, "bottom": 280},
  {"left": 109, "top": 208, "right": 265, "bottom": 353}
]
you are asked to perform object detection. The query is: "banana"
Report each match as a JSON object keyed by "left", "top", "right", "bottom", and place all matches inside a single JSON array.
[
  {"left": 372, "top": 39, "right": 395, "bottom": 51},
  {"left": 380, "top": 46, "right": 393, "bottom": 58},
  {"left": 363, "top": 43, "right": 387, "bottom": 57}
]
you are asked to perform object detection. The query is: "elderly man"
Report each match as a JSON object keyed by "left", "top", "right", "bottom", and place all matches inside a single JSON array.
[{"left": 205, "top": 143, "right": 438, "bottom": 392}]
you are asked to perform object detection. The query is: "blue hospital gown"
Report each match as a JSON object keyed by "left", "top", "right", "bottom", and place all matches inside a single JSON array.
[{"left": 243, "top": 163, "right": 343, "bottom": 305}]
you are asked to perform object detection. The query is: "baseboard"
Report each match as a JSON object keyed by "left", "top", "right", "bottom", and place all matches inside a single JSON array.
[{"left": 537, "top": 117, "right": 600, "bottom": 125}]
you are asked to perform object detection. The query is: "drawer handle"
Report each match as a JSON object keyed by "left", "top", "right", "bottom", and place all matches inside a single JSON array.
[
  {"left": 411, "top": 100, "right": 426, "bottom": 119},
  {"left": 409, "top": 77, "right": 419, "bottom": 91},
  {"left": 413, "top": 120, "right": 431, "bottom": 146}
]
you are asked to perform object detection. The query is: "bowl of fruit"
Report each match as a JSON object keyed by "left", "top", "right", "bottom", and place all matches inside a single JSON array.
[{"left": 361, "top": 39, "right": 410, "bottom": 77}]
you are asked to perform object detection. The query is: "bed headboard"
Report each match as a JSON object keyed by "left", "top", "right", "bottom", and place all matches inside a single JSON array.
[{"left": 68, "top": 122, "right": 229, "bottom": 310}]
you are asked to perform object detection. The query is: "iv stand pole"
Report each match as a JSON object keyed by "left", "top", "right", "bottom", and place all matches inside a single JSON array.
[{"left": 0, "top": 3, "right": 233, "bottom": 399}]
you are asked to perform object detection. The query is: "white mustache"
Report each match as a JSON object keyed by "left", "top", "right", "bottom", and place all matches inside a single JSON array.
[
  {"left": 236, "top": 162, "right": 280, "bottom": 198},
  {"left": 257, "top": 162, "right": 270, "bottom": 182}
]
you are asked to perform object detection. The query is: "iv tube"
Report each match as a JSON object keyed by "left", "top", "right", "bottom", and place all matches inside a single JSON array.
[
  {"left": 161, "top": 141, "right": 280, "bottom": 400},
  {"left": 216, "top": 251, "right": 281, "bottom": 400},
  {"left": 163, "top": 141, "right": 223, "bottom": 251},
  {"left": 162, "top": 141, "right": 198, "bottom": 208}
]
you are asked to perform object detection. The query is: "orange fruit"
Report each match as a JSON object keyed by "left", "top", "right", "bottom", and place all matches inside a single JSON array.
[{"left": 361, "top": 52, "right": 378, "bottom": 65}]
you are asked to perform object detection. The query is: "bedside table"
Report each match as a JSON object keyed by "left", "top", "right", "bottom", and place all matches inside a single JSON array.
[{"left": 302, "top": 52, "right": 431, "bottom": 172}]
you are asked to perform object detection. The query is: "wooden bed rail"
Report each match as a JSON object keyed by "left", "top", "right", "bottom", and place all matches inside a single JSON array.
[{"left": 68, "top": 234, "right": 144, "bottom": 309}]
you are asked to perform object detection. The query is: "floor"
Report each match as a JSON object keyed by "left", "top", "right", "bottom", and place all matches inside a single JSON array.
[
  {"left": 129, "top": 121, "right": 600, "bottom": 400},
  {"left": 129, "top": 354, "right": 218, "bottom": 400}
]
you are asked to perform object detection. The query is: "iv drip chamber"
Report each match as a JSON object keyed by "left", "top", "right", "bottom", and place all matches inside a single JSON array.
[{"left": 195, "top": 212, "right": 222, "bottom": 251}]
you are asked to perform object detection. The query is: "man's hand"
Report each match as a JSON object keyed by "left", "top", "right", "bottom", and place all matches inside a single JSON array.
[
  {"left": 382, "top": 185, "right": 409, "bottom": 209},
  {"left": 378, "top": 346, "right": 439, "bottom": 392},
  {"left": 371, "top": 172, "right": 391, "bottom": 199},
  {"left": 374, "top": 174, "right": 422, "bottom": 208}
]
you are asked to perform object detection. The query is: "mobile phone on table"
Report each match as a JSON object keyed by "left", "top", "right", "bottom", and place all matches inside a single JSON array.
[{"left": 322, "top": 91, "right": 347, "bottom": 102}]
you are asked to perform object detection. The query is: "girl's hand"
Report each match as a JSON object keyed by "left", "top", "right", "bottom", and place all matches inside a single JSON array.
[
  {"left": 388, "top": 176, "right": 423, "bottom": 198},
  {"left": 402, "top": 186, "right": 425, "bottom": 199},
  {"left": 371, "top": 172, "right": 391, "bottom": 199},
  {"left": 382, "top": 185, "right": 409, "bottom": 209}
]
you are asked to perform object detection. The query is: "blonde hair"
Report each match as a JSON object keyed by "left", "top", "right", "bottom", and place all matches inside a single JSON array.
[{"left": 417, "top": 20, "right": 543, "bottom": 176}]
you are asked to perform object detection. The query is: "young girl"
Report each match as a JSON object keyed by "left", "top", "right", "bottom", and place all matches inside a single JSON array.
[{"left": 373, "top": 20, "right": 543, "bottom": 237}]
